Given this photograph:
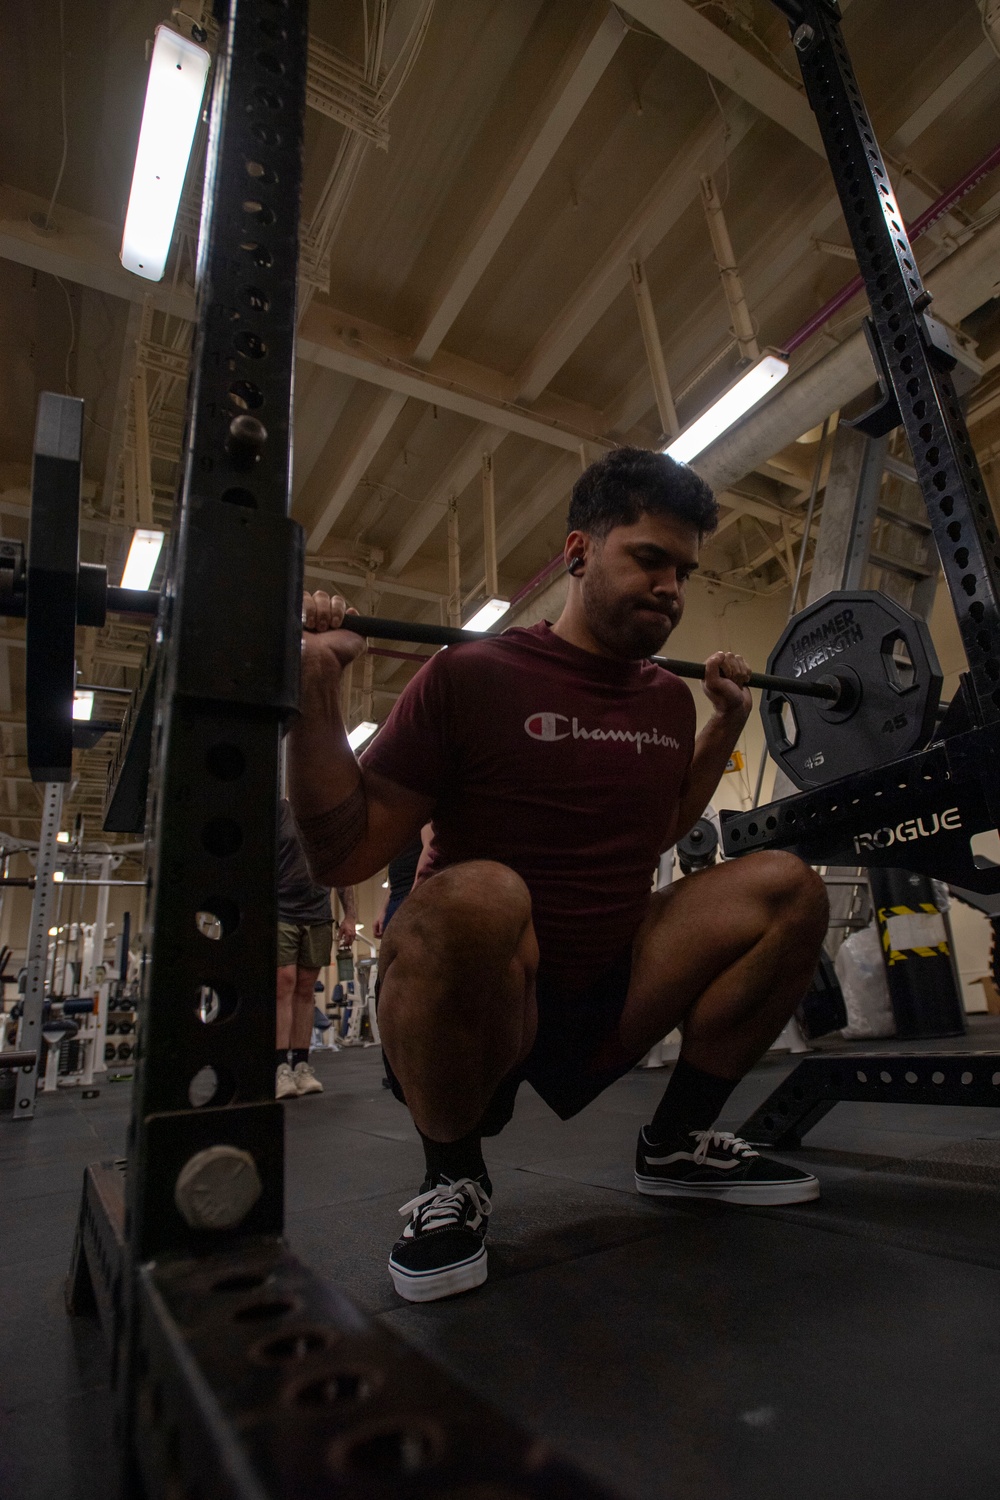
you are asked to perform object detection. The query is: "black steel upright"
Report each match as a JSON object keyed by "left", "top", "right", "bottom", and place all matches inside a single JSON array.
[
  {"left": 772, "top": 0, "right": 1000, "bottom": 736},
  {"left": 723, "top": 3, "right": 1000, "bottom": 876},
  {"left": 127, "top": 0, "right": 304, "bottom": 1263},
  {"left": 66, "top": 5, "right": 619, "bottom": 1494}
]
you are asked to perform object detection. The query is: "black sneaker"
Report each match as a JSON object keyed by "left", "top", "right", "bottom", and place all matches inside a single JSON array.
[
  {"left": 635, "top": 1127, "right": 819, "bottom": 1205},
  {"left": 388, "top": 1175, "right": 492, "bottom": 1302}
]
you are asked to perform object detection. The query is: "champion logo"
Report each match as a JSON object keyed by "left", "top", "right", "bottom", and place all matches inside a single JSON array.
[{"left": 524, "top": 712, "right": 680, "bottom": 754}]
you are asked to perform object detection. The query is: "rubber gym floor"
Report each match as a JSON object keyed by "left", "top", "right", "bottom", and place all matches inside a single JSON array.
[{"left": 4, "top": 1022, "right": 1000, "bottom": 1500}]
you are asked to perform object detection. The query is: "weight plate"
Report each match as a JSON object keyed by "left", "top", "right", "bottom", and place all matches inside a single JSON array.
[
  {"left": 762, "top": 590, "right": 942, "bottom": 791},
  {"left": 25, "top": 394, "right": 83, "bottom": 783}
]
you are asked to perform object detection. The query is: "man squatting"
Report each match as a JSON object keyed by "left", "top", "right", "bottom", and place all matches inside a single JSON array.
[{"left": 288, "top": 447, "right": 829, "bottom": 1303}]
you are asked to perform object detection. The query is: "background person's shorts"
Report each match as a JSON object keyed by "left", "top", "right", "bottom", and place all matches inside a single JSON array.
[
  {"left": 381, "top": 947, "right": 636, "bottom": 1136},
  {"left": 277, "top": 920, "right": 333, "bottom": 969}
]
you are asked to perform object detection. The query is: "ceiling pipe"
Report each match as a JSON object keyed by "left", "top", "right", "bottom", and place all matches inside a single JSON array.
[
  {"left": 693, "top": 210, "right": 1000, "bottom": 494},
  {"left": 783, "top": 139, "right": 1000, "bottom": 355}
]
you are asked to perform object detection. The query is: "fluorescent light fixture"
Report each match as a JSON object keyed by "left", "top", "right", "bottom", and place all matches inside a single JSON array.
[
  {"left": 121, "top": 26, "right": 210, "bottom": 281},
  {"left": 664, "top": 353, "right": 789, "bottom": 465},
  {"left": 347, "top": 721, "right": 378, "bottom": 751},
  {"left": 72, "top": 690, "right": 94, "bottom": 721},
  {"left": 53, "top": 871, "right": 65, "bottom": 883},
  {"left": 120, "top": 528, "right": 165, "bottom": 590},
  {"left": 356, "top": 924, "right": 365, "bottom": 931},
  {"left": 56, "top": 831, "right": 70, "bottom": 844},
  {"left": 48, "top": 926, "right": 59, "bottom": 936},
  {"left": 465, "top": 597, "right": 510, "bottom": 633}
]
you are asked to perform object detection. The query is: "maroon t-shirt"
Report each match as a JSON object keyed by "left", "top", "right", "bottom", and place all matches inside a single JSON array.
[{"left": 361, "top": 622, "right": 696, "bottom": 985}]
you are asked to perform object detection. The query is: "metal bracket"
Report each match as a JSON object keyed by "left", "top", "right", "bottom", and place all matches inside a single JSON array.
[{"left": 740, "top": 1052, "right": 1000, "bottom": 1148}]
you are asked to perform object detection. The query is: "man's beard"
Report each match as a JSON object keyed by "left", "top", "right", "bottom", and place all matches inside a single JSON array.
[{"left": 582, "top": 570, "right": 680, "bottom": 659}]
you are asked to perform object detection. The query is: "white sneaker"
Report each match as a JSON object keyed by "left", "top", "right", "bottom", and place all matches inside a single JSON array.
[
  {"left": 293, "top": 1060, "right": 323, "bottom": 1095},
  {"left": 275, "top": 1062, "right": 298, "bottom": 1100}
]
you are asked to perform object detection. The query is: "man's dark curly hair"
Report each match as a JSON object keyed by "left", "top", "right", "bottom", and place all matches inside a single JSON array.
[{"left": 567, "top": 446, "right": 719, "bottom": 540}]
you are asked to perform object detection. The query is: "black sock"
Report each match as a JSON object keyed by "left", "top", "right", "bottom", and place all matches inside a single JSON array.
[
  {"left": 291, "top": 1048, "right": 309, "bottom": 1068},
  {"left": 647, "top": 1056, "right": 740, "bottom": 1143},
  {"left": 418, "top": 1126, "right": 488, "bottom": 1186},
  {"left": 276, "top": 1048, "right": 289, "bottom": 1070}
]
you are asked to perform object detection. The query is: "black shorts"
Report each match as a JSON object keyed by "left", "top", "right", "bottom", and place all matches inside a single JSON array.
[{"left": 381, "top": 947, "right": 636, "bottom": 1137}]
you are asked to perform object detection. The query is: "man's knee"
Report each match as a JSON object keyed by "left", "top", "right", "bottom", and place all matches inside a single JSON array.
[
  {"left": 384, "top": 860, "right": 533, "bottom": 964},
  {"left": 747, "top": 851, "right": 828, "bottom": 927}
]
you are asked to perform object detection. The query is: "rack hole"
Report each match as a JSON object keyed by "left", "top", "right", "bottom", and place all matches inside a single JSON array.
[
  {"left": 256, "top": 51, "right": 284, "bottom": 75},
  {"left": 195, "top": 911, "right": 223, "bottom": 941},
  {"left": 250, "top": 122, "right": 281, "bottom": 146},
  {"left": 252, "top": 86, "right": 283, "bottom": 110},
  {"left": 258, "top": 1330, "right": 330, "bottom": 1362},
  {"left": 195, "top": 899, "right": 240, "bottom": 940},
  {"left": 188, "top": 1065, "right": 221, "bottom": 1108},
  {"left": 240, "top": 241, "right": 273, "bottom": 269},
  {"left": 195, "top": 985, "right": 238, "bottom": 1025},
  {"left": 228, "top": 379, "right": 263, "bottom": 410},
  {"left": 932, "top": 1071, "right": 944, "bottom": 1084},
  {"left": 241, "top": 286, "right": 270, "bottom": 312},
  {"left": 336, "top": 1425, "right": 441, "bottom": 1476},
  {"left": 234, "top": 331, "right": 267, "bottom": 359}
]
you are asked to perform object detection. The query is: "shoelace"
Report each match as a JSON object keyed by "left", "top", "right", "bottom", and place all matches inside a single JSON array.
[
  {"left": 689, "top": 1130, "right": 759, "bottom": 1166},
  {"left": 398, "top": 1177, "right": 492, "bottom": 1233}
]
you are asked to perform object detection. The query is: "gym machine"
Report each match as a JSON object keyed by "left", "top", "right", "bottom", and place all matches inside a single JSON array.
[{"left": 36, "top": 1, "right": 1000, "bottom": 1495}]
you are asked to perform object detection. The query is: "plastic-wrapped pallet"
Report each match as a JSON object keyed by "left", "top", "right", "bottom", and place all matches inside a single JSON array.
[{"left": 835, "top": 923, "right": 896, "bottom": 1038}]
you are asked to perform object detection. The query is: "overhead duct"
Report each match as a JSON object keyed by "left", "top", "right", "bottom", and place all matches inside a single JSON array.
[{"left": 692, "top": 215, "right": 1000, "bottom": 494}]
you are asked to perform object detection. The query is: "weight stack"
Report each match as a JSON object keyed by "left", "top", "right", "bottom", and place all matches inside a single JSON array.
[{"left": 869, "top": 868, "right": 966, "bottom": 1039}]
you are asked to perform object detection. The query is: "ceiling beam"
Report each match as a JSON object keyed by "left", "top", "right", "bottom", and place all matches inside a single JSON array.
[
  {"left": 301, "top": 4, "right": 627, "bottom": 550},
  {"left": 514, "top": 98, "right": 756, "bottom": 403},
  {"left": 0, "top": 185, "right": 196, "bottom": 320},
  {"left": 413, "top": 3, "right": 627, "bottom": 362},
  {"left": 618, "top": 0, "right": 823, "bottom": 156},
  {"left": 380, "top": 100, "right": 757, "bottom": 567},
  {"left": 385, "top": 425, "right": 508, "bottom": 576},
  {"left": 305, "top": 390, "right": 408, "bottom": 549},
  {"left": 297, "top": 303, "right": 619, "bottom": 454}
]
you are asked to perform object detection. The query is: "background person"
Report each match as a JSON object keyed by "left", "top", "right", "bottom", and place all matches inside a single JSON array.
[
  {"left": 373, "top": 825, "right": 433, "bottom": 938},
  {"left": 276, "top": 796, "right": 356, "bottom": 1099}
]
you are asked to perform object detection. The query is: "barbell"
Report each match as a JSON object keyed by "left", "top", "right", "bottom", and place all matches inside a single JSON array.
[
  {"left": 3, "top": 520, "right": 943, "bottom": 794},
  {"left": 331, "top": 593, "right": 942, "bottom": 791}
]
